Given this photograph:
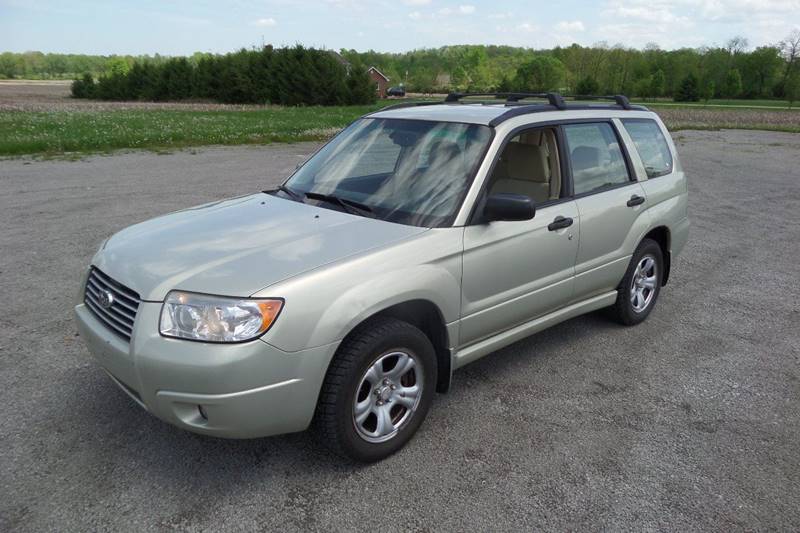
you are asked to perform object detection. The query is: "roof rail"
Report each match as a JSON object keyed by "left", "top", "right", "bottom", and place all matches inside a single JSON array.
[
  {"left": 570, "top": 94, "right": 632, "bottom": 110},
  {"left": 444, "top": 91, "right": 567, "bottom": 110},
  {"left": 376, "top": 101, "right": 441, "bottom": 112}
]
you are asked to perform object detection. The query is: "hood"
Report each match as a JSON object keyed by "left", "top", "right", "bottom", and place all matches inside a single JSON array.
[{"left": 94, "top": 193, "right": 427, "bottom": 301}]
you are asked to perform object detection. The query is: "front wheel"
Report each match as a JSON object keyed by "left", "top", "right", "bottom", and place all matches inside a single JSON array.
[
  {"left": 609, "top": 238, "right": 663, "bottom": 325},
  {"left": 314, "top": 317, "right": 437, "bottom": 462}
]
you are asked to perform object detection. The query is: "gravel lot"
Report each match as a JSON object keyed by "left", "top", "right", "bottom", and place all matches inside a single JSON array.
[{"left": 1, "top": 130, "right": 799, "bottom": 531}]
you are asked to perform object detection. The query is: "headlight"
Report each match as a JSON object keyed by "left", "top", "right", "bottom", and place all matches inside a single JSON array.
[{"left": 159, "top": 291, "right": 283, "bottom": 343}]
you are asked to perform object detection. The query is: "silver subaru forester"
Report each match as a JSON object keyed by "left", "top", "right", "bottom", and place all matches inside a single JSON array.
[{"left": 75, "top": 93, "right": 689, "bottom": 462}]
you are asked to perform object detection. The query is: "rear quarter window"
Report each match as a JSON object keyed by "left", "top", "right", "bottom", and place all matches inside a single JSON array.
[{"left": 621, "top": 119, "right": 674, "bottom": 178}]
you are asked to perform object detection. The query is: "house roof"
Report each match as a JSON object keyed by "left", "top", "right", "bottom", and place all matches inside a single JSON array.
[
  {"left": 328, "top": 51, "right": 351, "bottom": 68},
  {"left": 367, "top": 66, "right": 390, "bottom": 82}
]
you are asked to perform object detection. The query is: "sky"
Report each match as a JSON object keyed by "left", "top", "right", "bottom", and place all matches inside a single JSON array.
[{"left": 1, "top": 0, "right": 799, "bottom": 55}]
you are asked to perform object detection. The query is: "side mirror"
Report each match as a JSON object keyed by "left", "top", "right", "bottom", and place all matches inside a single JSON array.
[{"left": 483, "top": 193, "right": 535, "bottom": 222}]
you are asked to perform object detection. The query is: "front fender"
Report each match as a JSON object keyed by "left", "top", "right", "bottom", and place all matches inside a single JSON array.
[
  {"left": 315, "top": 265, "right": 459, "bottom": 348},
  {"left": 255, "top": 228, "right": 464, "bottom": 353}
]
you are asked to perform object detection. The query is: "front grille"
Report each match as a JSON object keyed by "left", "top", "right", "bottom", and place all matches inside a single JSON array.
[{"left": 84, "top": 268, "right": 141, "bottom": 342}]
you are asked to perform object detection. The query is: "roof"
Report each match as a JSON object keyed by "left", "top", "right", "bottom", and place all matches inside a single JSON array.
[
  {"left": 369, "top": 101, "right": 651, "bottom": 127},
  {"left": 367, "top": 66, "right": 390, "bottom": 81},
  {"left": 371, "top": 104, "right": 508, "bottom": 125},
  {"left": 329, "top": 51, "right": 351, "bottom": 68}
]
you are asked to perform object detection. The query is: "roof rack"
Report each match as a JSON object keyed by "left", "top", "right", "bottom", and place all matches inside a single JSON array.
[
  {"left": 377, "top": 100, "right": 441, "bottom": 112},
  {"left": 369, "top": 92, "right": 644, "bottom": 126},
  {"left": 444, "top": 92, "right": 567, "bottom": 109},
  {"left": 569, "top": 94, "right": 632, "bottom": 110}
]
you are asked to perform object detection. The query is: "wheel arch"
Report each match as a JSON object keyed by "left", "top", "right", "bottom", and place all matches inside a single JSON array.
[
  {"left": 340, "top": 299, "right": 453, "bottom": 394},
  {"left": 642, "top": 225, "right": 671, "bottom": 285}
]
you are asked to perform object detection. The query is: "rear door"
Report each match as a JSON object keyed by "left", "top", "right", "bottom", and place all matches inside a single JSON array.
[{"left": 562, "top": 121, "right": 650, "bottom": 299}]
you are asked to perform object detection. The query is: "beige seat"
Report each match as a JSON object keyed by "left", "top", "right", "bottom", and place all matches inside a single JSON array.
[{"left": 489, "top": 142, "right": 551, "bottom": 203}]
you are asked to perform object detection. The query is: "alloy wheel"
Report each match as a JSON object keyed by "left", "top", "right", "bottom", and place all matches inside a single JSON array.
[
  {"left": 630, "top": 254, "right": 658, "bottom": 313},
  {"left": 352, "top": 351, "right": 423, "bottom": 443}
]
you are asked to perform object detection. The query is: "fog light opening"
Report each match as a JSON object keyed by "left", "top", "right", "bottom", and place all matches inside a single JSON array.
[{"left": 198, "top": 405, "right": 208, "bottom": 421}]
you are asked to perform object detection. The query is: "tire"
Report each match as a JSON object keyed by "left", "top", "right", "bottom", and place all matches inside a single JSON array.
[
  {"left": 609, "top": 238, "right": 663, "bottom": 326},
  {"left": 314, "top": 317, "right": 437, "bottom": 462}
]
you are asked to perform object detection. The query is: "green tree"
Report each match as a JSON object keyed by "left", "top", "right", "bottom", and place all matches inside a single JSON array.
[
  {"left": 741, "top": 46, "right": 782, "bottom": 97},
  {"left": 634, "top": 75, "right": 653, "bottom": 99},
  {"left": 105, "top": 56, "right": 130, "bottom": 77},
  {"left": 721, "top": 68, "right": 743, "bottom": 98},
  {"left": 649, "top": 69, "right": 665, "bottom": 99},
  {"left": 786, "top": 73, "right": 800, "bottom": 108},
  {"left": 575, "top": 76, "right": 599, "bottom": 95},
  {"left": 345, "top": 61, "right": 376, "bottom": 105},
  {"left": 702, "top": 80, "right": 715, "bottom": 104},
  {"left": 674, "top": 73, "right": 700, "bottom": 102},
  {"left": 496, "top": 75, "right": 513, "bottom": 93},
  {"left": 512, "top": 55, "right": 565, "bottom": 92},
  {"left": 0, "top": 52, "right": 19, "bottom": 78},
  {"left": 70, "top": 73, "right": 95, "bottom": 98}
]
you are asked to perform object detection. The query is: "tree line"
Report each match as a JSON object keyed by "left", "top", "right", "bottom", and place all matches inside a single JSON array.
[
  {"left": 342, "top": 32, "right": 800, "bottom": 102},
  {"left": 4, "top": 31, "right": 799, "bottom": 104},
  {"left": 70, "top": 46, "right": 376, "bottom": 105}
]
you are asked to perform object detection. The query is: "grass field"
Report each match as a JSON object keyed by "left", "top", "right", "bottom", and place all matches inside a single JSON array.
[
  {"left": 1, "top": 82, "right": 798, "bottom": 157},
  {"left": 0, "top": 106, "right": 391, "bottom": 156}
]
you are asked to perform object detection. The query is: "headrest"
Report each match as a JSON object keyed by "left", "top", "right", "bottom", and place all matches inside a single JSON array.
[
  {"left": 505, "top": 143, "right": 549, "bottom": 183},
  {"left": 571, "top": 146, "right": 600, "bottom": 172}
]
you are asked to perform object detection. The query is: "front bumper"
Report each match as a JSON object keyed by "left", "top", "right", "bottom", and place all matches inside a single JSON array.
[{"left": 74, "top": 301, "right": 338, "bottom": 438}]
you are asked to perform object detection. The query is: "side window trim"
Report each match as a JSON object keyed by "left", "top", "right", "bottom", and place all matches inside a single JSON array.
[
  {"left": 561, "top": 120, "right": 639, "bottom": 200},
  {"left": 465, "top": 117, "right": 646, "bottom": 225}
]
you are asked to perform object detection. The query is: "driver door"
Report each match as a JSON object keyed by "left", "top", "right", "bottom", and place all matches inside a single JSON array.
[{"left": 459, "top": 127, "right": 579, "bottom": 347}]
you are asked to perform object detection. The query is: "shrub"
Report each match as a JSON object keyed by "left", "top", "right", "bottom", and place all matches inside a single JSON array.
[
  {"left": 575, "top": 76, "right": 599, "bottom": 95},
  {"left": 674, "top": 73, "right": 700, "bottom": 102},
  {"left": 71, "top": 73, "right": 95, "bottom": 99},
  {"left": 76, "top": 46, "right": 376, "bottom": 106}
]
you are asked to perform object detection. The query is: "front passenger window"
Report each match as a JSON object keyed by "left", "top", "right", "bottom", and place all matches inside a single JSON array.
[
  {"left": 487, "top": 127, "right": 562, "bottom": 204},
  {"left": 564, "top": 123, "right": 630, "bottom": 195}
]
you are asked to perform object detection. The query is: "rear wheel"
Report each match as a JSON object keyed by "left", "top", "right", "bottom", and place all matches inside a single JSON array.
[
  {"left": 314, "top": 317, "right": 437, "bottom": 462},
  {"left": 609, "top": 238, "right": 663, "bottom": 325}
]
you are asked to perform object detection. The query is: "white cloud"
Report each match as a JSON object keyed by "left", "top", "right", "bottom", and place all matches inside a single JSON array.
[
  {"left": 252, "top": 17, "right": 277, "bottom": 27},
  {"left": 403, "top": 0, "right": 431, "bottom": 5},
  {"left": 555, "top": 20, "right": 585, "bottom": 32},
  {"left": 603, "top": 2, "right": 687, "bottom": 24},
  {"left": 408, "top": 11, "right": 422, "bottom": 20},
  {"left": 437, "top": 5, "right": 476, "bottom": 16},
  {"left": 516, "top": 22, "right": 539, "bottom": 32},
  {"left": 489, "top": 12, "right": 513, "bottom": 20}
]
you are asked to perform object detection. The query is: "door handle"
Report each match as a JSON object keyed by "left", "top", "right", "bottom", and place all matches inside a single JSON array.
[
  {"left": 627, "top": 194, "right": 645, "bottom": 207},
  {"left": 548, "top": 216, "right": 574, "bottom": 231}
]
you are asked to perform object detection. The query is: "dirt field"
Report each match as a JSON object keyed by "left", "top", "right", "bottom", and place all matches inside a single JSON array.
[{"left": 1, "top": 130, "right": 799, "bottom": 531}]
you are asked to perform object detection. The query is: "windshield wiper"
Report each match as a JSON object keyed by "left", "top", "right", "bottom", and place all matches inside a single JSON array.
[
  {"left": 264, "top": 184, "right": 304, "bottom": 202},
  {"left": 304, "top": 191, "right": 375, "bottom": 218}
]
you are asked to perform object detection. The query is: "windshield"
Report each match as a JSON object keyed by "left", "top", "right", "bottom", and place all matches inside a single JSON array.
[{"left": 283, "top": 118, "right": 492, "bottom": 227}]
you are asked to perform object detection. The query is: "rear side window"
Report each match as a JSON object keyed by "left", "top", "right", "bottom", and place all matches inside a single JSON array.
[
  {"left": 563, "top": 122, "right": 630, "bottom": 195},
  {"left": 621, "top": 119, "right": 673, "bottom": 178}
]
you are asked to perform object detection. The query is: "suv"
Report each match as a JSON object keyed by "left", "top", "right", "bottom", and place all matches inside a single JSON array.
[{"left": 75, "top": 92, "right": 689, "bottom": 462}]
